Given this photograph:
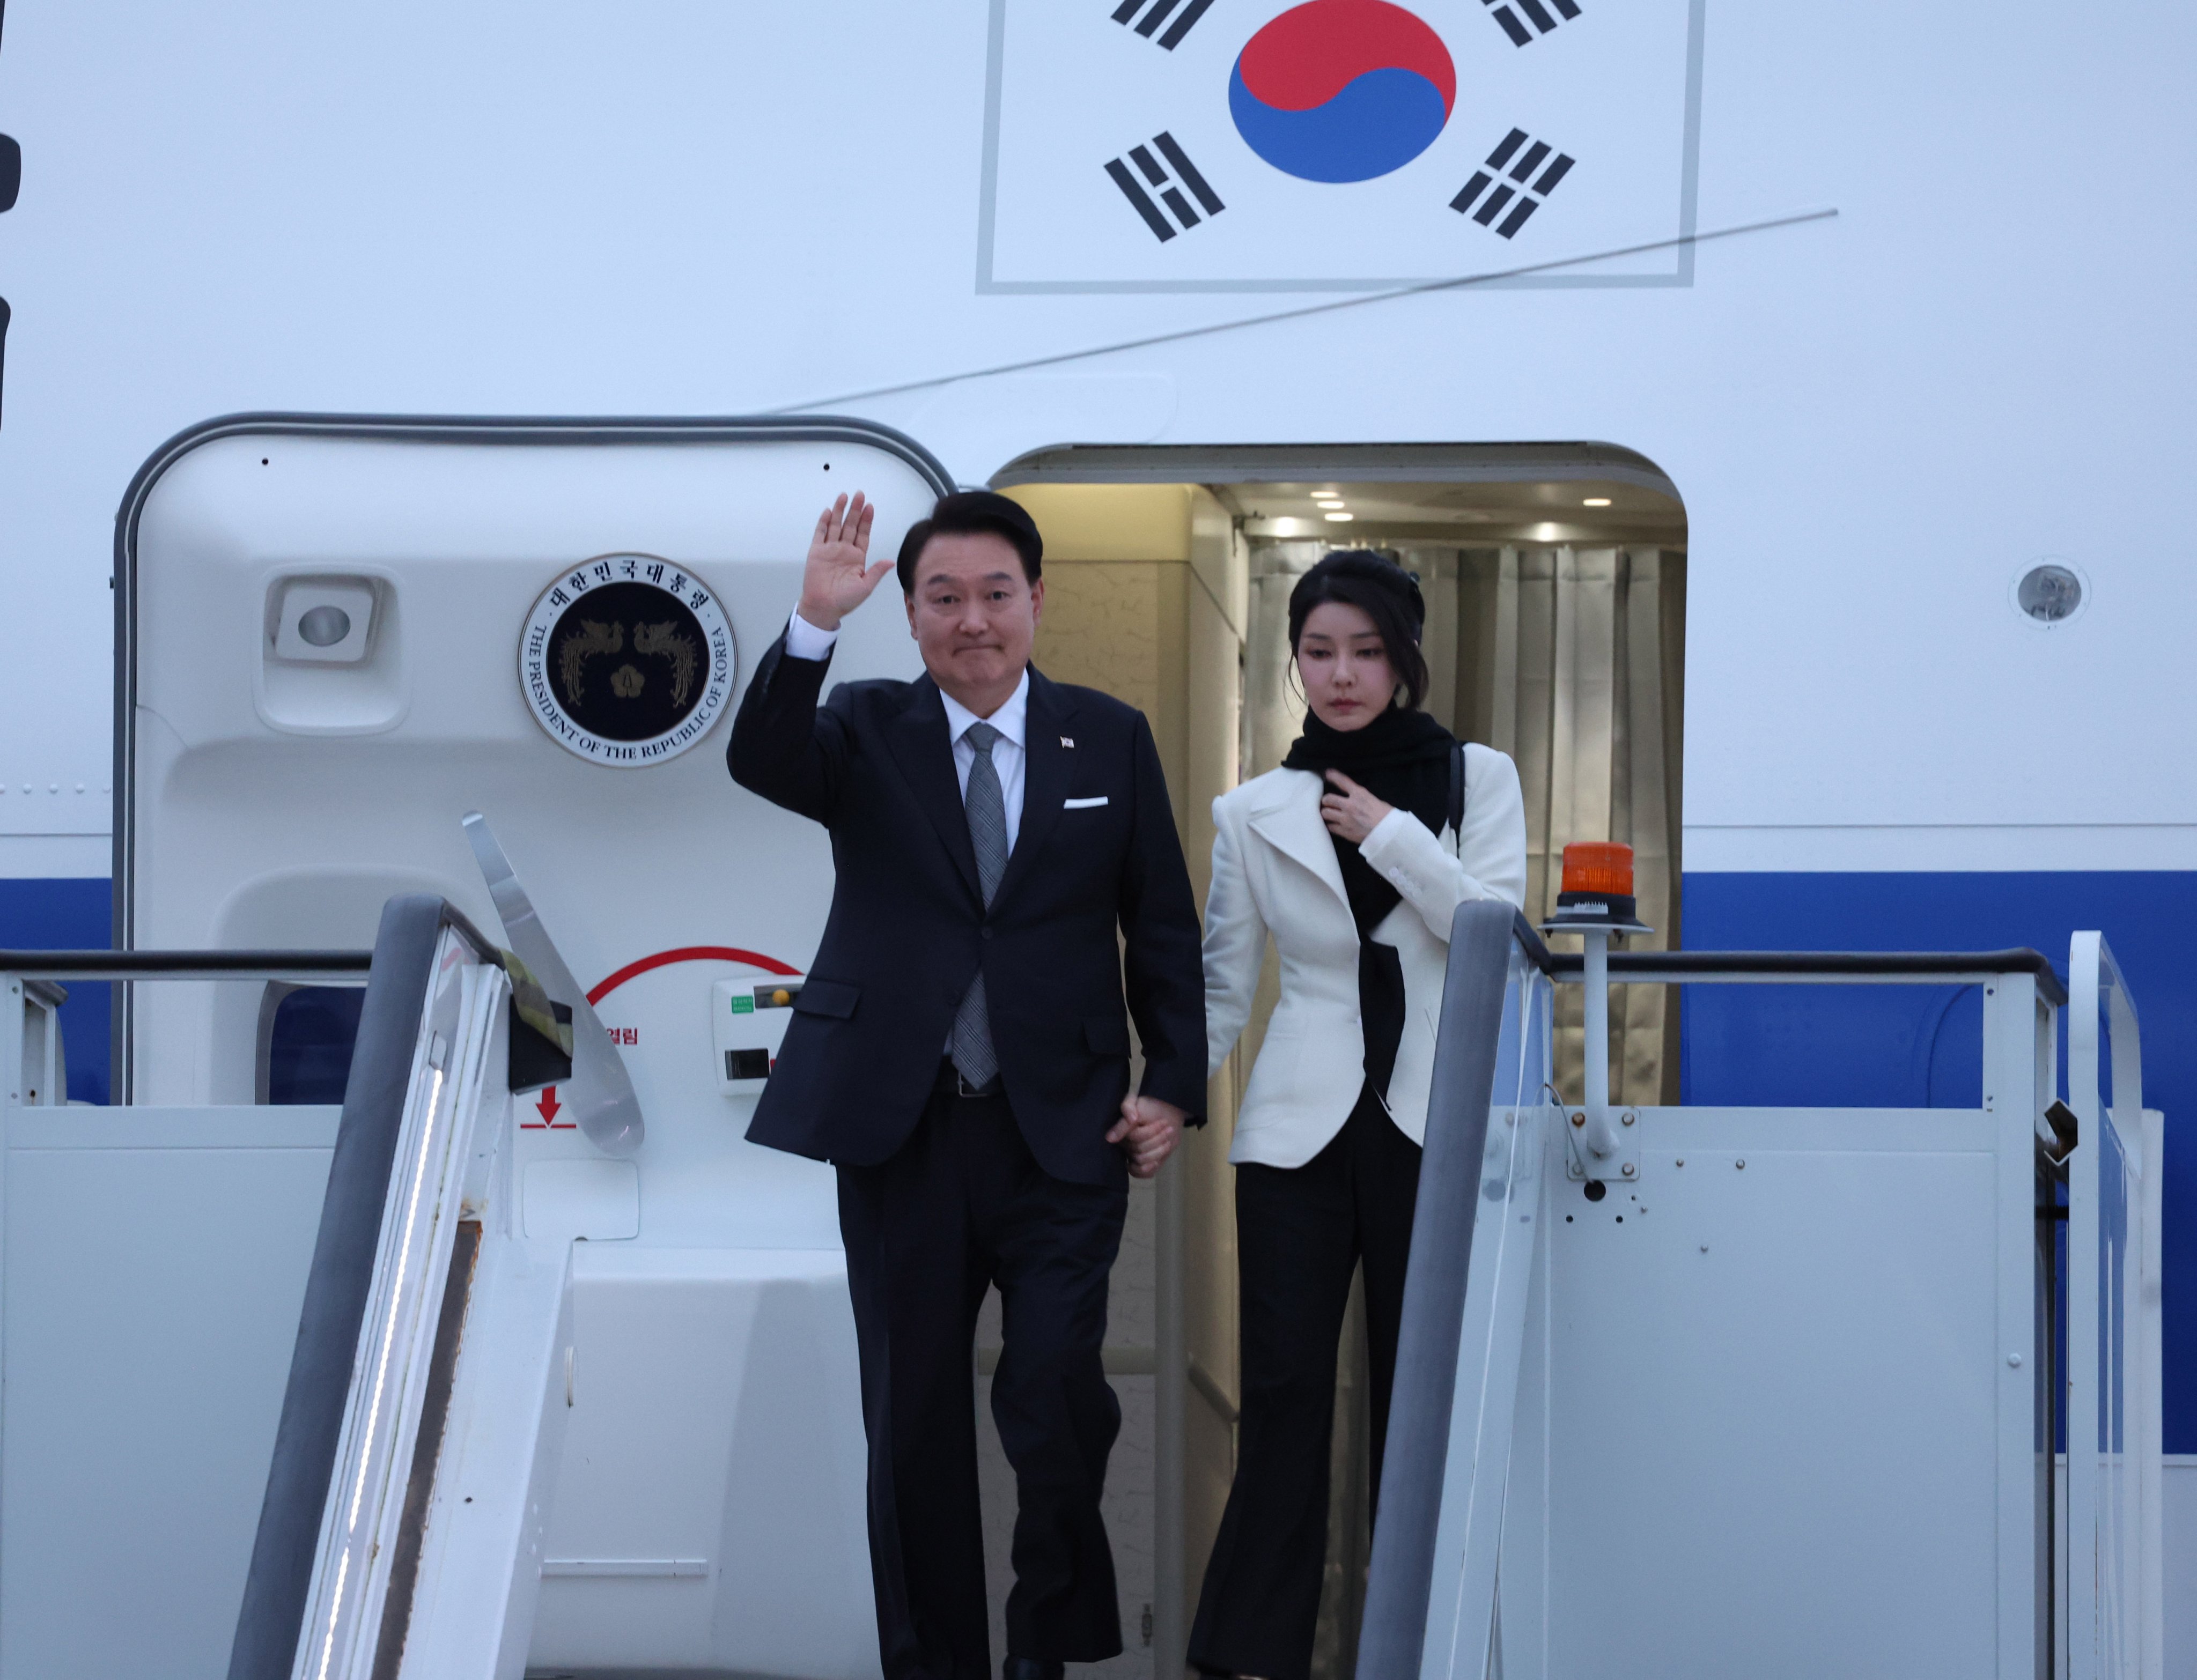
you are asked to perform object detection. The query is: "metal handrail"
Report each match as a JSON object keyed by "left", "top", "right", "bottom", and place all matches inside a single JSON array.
[
  {"left": 1507, "top": 911, "right": 2067, "bottom": 1005},
  {"left": 2063, "top": 931, "right": 2162, "bottom": 1680},
  {"left": 1357, "top": 899, "right": 1524, "bottom": 1680},
  {"left": 0, "top": 949, "right": 371, "bottom": 981},
  {"left": 227, "top": 895, "right": 495, "bottom": 1680}
]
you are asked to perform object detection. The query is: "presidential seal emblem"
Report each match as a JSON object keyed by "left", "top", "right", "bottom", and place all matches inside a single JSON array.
[{"left": 519, "top": 555, "right": 736, "bottom": 766}]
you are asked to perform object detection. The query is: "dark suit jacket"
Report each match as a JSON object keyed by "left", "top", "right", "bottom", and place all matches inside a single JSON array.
[{"left": 727, "top": 633, "right": 1206, "bottom": 1187}]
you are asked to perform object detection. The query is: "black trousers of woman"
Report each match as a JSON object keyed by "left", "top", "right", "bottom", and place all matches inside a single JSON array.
[{"left": 1188, "top": 1085, "right": 1422, "bottom": 1680}]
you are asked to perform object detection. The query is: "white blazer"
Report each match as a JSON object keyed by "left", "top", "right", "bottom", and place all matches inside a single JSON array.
[{"left": 1204, "top": 743, "right": 1529, "bottom": 1167}]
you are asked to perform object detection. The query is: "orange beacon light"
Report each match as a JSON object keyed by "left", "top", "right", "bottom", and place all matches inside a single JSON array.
[
  {"left": 1561, "top": 841, "right": 1633, "bottom": 897},
  {"left": 1547, "top": 841, "right": 1648, "bottom": 934}
]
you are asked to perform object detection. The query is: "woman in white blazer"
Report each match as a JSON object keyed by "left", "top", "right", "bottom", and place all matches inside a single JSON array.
[{"left": 1188, "top": 553, "right": 1527, "bottom": 1680}]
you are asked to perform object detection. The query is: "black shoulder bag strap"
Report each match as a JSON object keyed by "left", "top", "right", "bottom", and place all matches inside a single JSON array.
[{"left": 1448, "top": 740, "right": 1468, "bottom": 857}]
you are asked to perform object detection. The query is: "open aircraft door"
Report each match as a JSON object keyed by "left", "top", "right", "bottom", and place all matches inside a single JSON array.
[{"left": 54, "top": 415, "right": 957, "bottom": 1677}]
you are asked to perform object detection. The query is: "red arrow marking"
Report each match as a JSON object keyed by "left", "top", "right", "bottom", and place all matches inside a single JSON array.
[{"left": 535, "top": 1086, "right": 563, "bottom": 1126}]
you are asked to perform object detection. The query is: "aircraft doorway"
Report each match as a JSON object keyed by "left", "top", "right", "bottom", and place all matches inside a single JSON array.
[{"left": 988, "top": 445, "right": 1687, "bottom": 1680}]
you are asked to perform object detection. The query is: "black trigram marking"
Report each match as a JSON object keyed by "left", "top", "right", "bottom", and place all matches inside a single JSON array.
[
  {"left": 1483, "top": 0, "right": 1580, "bottom": 48},
  {"left": 1450, "top": 129, "right": 1573, "bottom": 238},
  {"left": 1110, "top": 0, "right": 1215, "bottom": 50},
  {"left": 1105, "top": 132, "right": 1226, "bottom": 242}
]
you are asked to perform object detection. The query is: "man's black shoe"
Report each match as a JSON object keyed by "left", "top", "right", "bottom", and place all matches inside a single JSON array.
[{"left": 1003, "top": 1660, "right": 1065, "bottom": 1680}]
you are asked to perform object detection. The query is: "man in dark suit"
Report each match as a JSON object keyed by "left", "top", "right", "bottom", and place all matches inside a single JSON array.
[{"left": 728, "top": 489, "right": 1206, "bottom": 1680}]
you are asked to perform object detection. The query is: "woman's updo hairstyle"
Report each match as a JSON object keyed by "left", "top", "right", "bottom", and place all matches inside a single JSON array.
[{"left": 1286, "top": 550, "right": 1432, "bottom": 712}]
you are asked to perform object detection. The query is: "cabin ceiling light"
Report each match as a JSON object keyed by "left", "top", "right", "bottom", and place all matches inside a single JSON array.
[
  {"left": 1324, "top": 512, "right": 1354, "bottom": 522},
  {"left": 1582, "top": 497, "right": 1612, "bottom": 507}
]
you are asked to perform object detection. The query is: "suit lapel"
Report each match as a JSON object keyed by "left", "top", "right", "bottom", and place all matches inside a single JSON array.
[
  {"left": 886, "top": 677, "right": 983, "bottom": 906},
  {"left": 1246, "top": 771, "right": 1353, "bottom": 914},
  {"left": 990, "top": 668, "right": 1073, "bottom": 914}
]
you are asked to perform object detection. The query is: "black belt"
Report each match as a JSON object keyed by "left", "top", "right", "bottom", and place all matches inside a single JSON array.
[{"left": 934, "top": 1058, "right": 1004, "bottom": 1099}]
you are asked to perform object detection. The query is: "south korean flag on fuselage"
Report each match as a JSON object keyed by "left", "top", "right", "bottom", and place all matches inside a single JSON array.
[{"left": 979, "top": 0, "right": 1700, "bottom": 292}]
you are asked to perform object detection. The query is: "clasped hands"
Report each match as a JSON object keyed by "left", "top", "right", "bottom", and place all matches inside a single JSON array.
[
  {"left": 1103, "top": 772, "right": 1389, "bottom": 1179},
  {"left": 1107, "top": 1093, "right": 1185, "bottom": 1179}
]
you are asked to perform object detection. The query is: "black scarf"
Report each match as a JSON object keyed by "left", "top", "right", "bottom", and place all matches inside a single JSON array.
[{"left": 1281, "top": 706, "right": 1456, "bottom": 1104}]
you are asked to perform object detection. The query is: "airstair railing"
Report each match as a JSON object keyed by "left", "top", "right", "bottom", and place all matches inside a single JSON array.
[
  {"left": 1358, "top": 900, "right": 1538, "bottom": 1680},
  {"left": 1356, "top": 923, "right": 2108, "bottom": 1680},
  {"left": 2064, "top": 932, "right": 2164, "bottom": 1680},
  {"left": 0, "top": 950, "right": 373, "bottom": 978},
  {"left": 2, "top": 950, "right": 374, "bottom": 1111},
  {"left": 1542, "top": 943, "right": 2068, "bottom": 1000},
  {"left": 227, "top": 894, "right": 512, "bottom": 1680}
]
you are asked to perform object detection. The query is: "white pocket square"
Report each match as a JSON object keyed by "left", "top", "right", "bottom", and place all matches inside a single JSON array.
[{"left": 1063, "top": 796, "right": 1109, "bottom": 809}]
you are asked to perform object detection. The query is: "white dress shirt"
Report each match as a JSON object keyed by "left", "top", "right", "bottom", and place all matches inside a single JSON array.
[{"left": 784, "top": 611, "right": 1028, "bottom": 848}]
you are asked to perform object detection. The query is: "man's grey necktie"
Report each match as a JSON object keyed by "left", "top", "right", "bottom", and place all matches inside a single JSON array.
[{"left": 950, "top": 721, "right": 1008, "bottom": 1087}]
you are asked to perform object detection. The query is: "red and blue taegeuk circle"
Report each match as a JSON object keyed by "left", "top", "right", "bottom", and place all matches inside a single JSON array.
[{"left": 1229, "top": 0, "right": 1455, "bottom": 184}]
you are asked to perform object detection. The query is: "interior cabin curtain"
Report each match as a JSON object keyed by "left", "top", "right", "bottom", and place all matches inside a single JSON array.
[
  {"left": 1450, "top": 544, "right": 1686, "bottom": 1107},
  {"left": 1242, "top": 537, "right": 1686, "bottom": 1680}
]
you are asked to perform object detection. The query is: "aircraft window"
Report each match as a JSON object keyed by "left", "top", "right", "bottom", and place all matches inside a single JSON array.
[
  {"left": 2017, "top": 561, "right": 2084, "bottom": 624},
  {"left": 262, "top": 985, "right": 365, "bottom": 1105}
]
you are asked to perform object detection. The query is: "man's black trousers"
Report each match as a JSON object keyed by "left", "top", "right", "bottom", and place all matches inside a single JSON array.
[
  {"left": 836, "top": 1074, "right": 1129, "bottom": 1680},
  {"left": 1187, "top": 1086, "right": 1424, "bottom": 1680}
]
